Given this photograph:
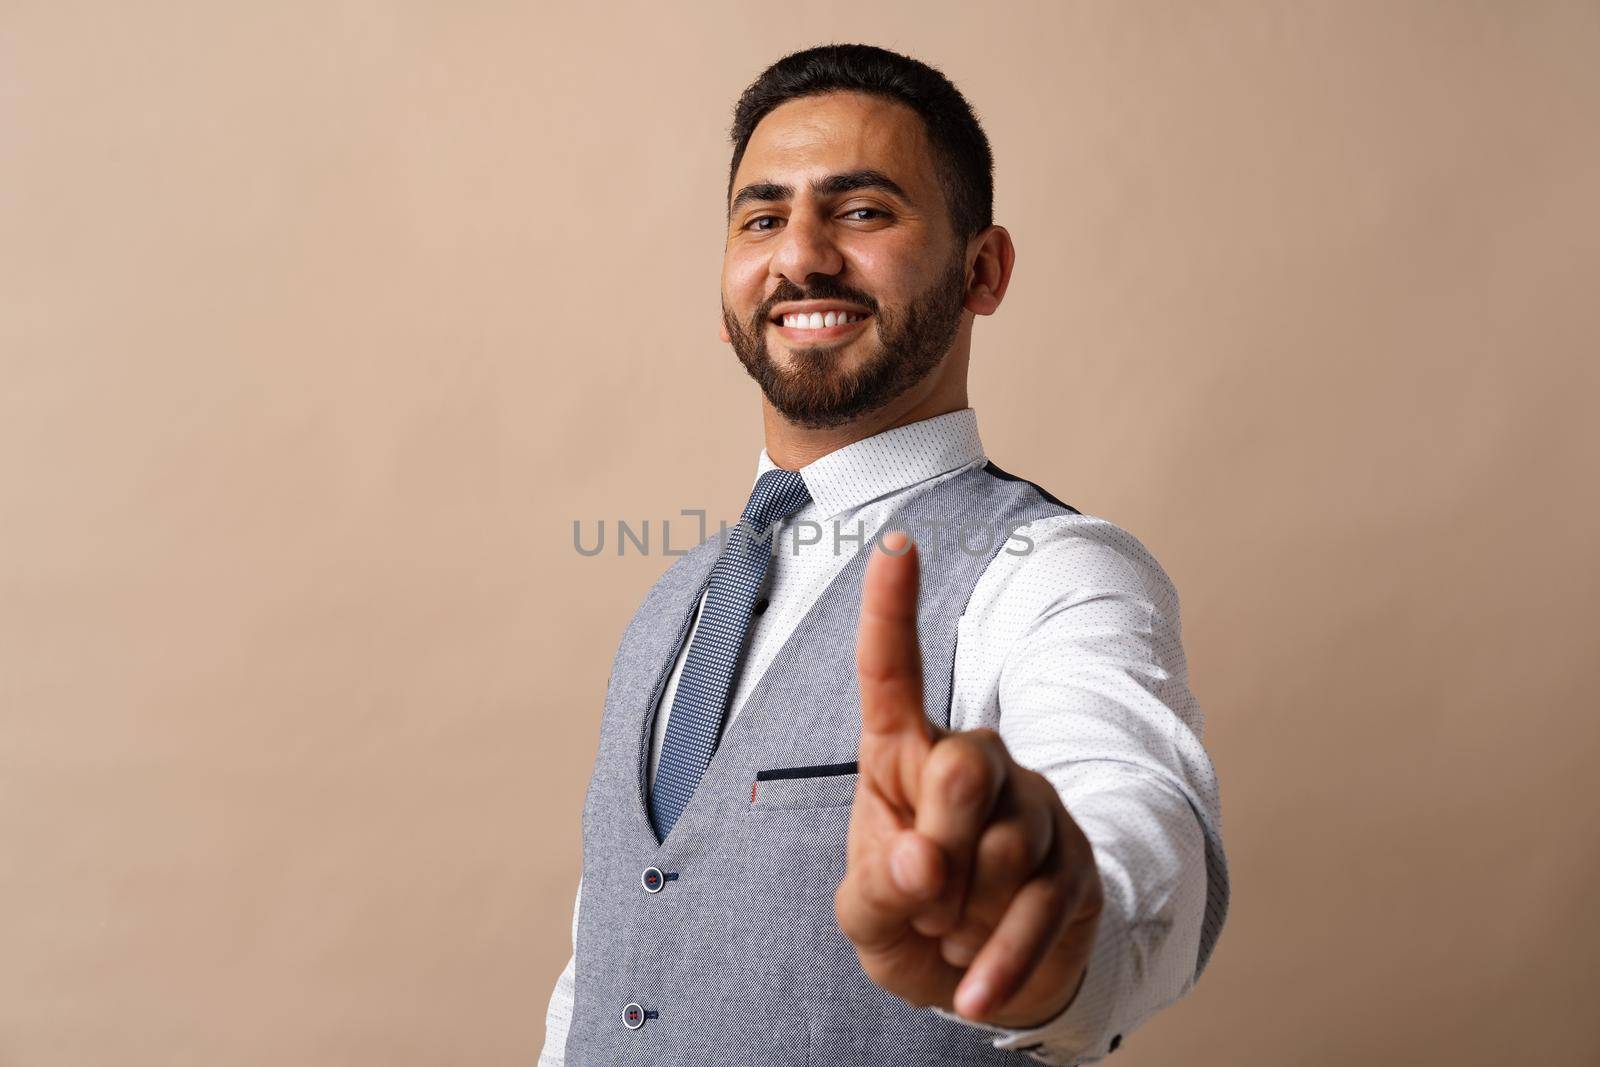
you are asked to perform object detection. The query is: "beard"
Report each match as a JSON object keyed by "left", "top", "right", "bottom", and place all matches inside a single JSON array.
[{"left": 722, "top": 253, "right": 968, "bottom": 430}]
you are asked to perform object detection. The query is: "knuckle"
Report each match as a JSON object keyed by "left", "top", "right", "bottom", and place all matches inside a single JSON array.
[
  {"left": 1054, "top": 866, "right": 1080, "bottom": 904},
  {"left": 978, "top": 823, "right": 1033, "bottom": 877},
  {"left": 968, "top": 726, "right": 1003, "bottom": 750},
  {"left": 1061, "top": 841, "right": 1098, "bottom": 892},
  {"left": 835, "top": 879, "right": 870, "bottom": 939},
  {"left": 968, "top": 728, "right": 1008, "bottom": 767},
  {"left": 928, "top": 745, "right": 993, "bottom": 808},
  {"left": 1032, "top": 876, "right": 1070, "bottom": 916},
  {"left": 856, "top": 656, "right": 904, "bottom": 685},
  {"left": 859, "top": 954, "right": 895, "bottom": 989}
]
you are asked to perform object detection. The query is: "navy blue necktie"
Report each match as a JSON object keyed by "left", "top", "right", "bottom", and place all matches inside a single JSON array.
[{"left": 649, "top": 467, "right": 812, "bottom": 840}]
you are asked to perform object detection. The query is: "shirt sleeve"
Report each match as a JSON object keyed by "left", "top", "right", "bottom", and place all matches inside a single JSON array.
[
  {"left": 931, "top": 513, "right": 1228, "bottom": 1064},
  {"left": 537, "top": 875, "right": 582, "bottom": 1067}
]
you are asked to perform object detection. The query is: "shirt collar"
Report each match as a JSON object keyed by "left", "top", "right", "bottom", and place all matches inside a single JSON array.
[{"left": 754, "top": 407, "right": 986, "bottom": 520}]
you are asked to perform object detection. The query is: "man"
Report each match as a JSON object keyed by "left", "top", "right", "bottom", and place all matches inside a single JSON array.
[{"left": 540, "top": 43, "right": 1228, "bottom": 1066}]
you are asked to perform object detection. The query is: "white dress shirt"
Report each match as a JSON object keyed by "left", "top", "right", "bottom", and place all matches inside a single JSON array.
[{"left": 540, "top": 407, "right": 1221, "bottom": 1065}]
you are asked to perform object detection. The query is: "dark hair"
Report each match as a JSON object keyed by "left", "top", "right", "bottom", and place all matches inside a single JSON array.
[{"left": 727, "top": 44, "right": 994, "bottom": 243}]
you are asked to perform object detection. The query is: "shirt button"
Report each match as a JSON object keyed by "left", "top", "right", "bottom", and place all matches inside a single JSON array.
[
  {"left": 641, "top": 866, "right": 665, "bottom": 893},
  {"left": 623, "top": 1002, "right": 647, "bottom": 1030}
]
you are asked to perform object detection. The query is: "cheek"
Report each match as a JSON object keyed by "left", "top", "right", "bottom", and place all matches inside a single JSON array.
[
  {"left": 722, "top": 255, "right": 767, "bottom": 304},
  {"left": 846, "top": 247, "right": 918, "bottom": 307}
]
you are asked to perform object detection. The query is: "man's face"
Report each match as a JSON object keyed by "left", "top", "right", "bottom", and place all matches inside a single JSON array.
[{"left": 721, "top": 91, "right": 971, "bottom": 429}]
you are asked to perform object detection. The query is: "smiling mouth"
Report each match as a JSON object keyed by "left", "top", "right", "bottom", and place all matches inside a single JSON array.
[{"left": 770, "top": 311, "right": 873, "bottom": 343}]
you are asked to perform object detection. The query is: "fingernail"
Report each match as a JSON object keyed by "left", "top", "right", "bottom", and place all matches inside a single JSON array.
[
  {"left": 879, "top": 530, "right": 912, "bottom": 556},
  {"left": 956, "top": 976, "right": 991, "bottom": 1017},
  {"left": 940, "top": 935, "right": 977, "bottom": 967}
]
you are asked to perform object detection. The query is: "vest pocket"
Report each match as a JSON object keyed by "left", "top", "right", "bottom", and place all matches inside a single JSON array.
[{"left": 749, "top": 762, "right": 859, "bottom": 810}]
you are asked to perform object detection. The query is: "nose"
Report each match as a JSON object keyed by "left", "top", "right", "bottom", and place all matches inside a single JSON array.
[{"left": 769, "top": 210, "right": 844, "bottom": 291}]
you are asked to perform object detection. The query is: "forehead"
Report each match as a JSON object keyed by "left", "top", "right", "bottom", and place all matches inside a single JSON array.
[{"left": 733, "top": 91, "right": 938, "bottom": 200}]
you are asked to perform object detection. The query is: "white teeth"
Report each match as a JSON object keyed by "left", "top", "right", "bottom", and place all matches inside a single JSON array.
[{"left": 780, "top": 311, "right": 866, "bottom": 329}]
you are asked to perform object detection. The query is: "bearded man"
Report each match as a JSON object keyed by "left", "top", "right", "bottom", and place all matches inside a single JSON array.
[{"left": 539, "top": 42, "right": 1229, "bottom": 1067}]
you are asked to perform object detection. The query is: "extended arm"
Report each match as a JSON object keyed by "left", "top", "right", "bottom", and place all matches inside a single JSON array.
[{"left": 927, "top": 517, "right": 1228, "bottom": 1063}]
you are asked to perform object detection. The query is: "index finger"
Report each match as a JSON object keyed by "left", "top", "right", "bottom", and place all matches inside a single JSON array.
[{"left": 857, "top": 530, "right": 932, "bottom": 743}]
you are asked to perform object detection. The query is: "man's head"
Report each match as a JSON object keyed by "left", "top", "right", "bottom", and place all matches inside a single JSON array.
[{"left": 720, "top": 45, "right": 1013, "bottom": 430}]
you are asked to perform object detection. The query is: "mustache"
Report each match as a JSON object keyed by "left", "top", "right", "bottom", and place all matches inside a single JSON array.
[{"left": 756, "top": 280, "right": 879, "bottom": 321}]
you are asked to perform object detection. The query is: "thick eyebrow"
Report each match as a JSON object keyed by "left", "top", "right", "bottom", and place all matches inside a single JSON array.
[{"left": 728, "top": 169, "right": 911, "bottom": 221}]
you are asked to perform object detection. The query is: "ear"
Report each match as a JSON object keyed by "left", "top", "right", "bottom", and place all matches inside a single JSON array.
[
  {"left": 719, "top": 317, "right": 731, "bottom": 343},
  {"left": 963, "top": 225, "right": 1016, "bottom": 317}
]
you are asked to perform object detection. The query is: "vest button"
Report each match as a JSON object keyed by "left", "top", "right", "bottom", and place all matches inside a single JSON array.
[
  {"left": 641, "top": 866, "right": 665, "bottom": 893},
  {"left": 622, "top": 1002, "right": 648, "bottom": 1030}
]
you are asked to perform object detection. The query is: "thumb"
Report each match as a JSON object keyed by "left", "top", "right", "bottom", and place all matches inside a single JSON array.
[{"left": 857, "top": 531, "right": 936, "bottom": 757}]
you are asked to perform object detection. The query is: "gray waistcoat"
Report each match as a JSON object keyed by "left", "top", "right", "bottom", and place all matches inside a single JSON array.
[{"left": 565, "top": 462, "right": 1226, "bottom": 1065}]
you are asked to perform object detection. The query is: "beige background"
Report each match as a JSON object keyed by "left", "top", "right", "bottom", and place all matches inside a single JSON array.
[{"left": 3, "top": 2, "right": 1597, "bottom": 1064}]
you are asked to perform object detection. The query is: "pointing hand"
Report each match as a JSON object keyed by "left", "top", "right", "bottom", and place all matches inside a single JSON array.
[{"left": 834, "top": 531, "right": 1104, "bottom": 1027}]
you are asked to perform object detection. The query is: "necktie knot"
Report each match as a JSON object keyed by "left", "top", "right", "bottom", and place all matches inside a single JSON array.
[{"left": 740, "top": 468, "right": 812, "bottom": 540}]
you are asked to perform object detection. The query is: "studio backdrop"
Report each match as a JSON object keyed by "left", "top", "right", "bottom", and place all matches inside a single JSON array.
[{"left": 2, "top": 2, "right": 1596, "bottom": 1065}]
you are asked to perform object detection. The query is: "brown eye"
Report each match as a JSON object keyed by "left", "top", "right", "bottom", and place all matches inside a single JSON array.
[{"left": 745, "top": 216, "right": 781, "bottom": 232}]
